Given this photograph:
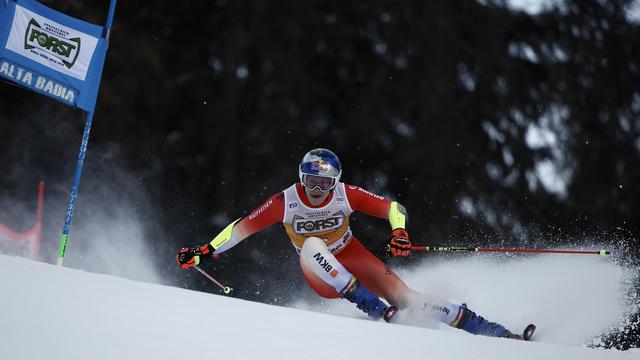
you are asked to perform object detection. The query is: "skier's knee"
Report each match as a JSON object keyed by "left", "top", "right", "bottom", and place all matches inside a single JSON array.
[
  {"left": 300, "top": 237, "right": 337, "bottom": 274},
  {"left": 300, "top": 236, "right": 327, "bottom": 256},
  {"left": 299, "top": 237, "right": 353, "bottom": 293}
]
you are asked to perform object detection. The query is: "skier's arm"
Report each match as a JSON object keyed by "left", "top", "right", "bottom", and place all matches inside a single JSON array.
[
  {"left": 386, "top": 201, "right": 411, "bottom": 256},
  {"left": 344, "top": 185, "right": 406, "bottom": 226},
  {"left": 208, "top": 192, "right": 285, "bottom": 254},
  {"left": 388, "top": 201, "right": 407, "bottom": 230},
  {"left": 344, "top": 185, "right": 411, "bottom": 256},
  {"left": 177, "top": 193, "right": 284, "bottom": 269}
]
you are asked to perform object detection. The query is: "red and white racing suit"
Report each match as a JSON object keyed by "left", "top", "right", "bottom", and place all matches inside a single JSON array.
[{"left": 214, "top": 182, "right": 414, "bottom": 307}]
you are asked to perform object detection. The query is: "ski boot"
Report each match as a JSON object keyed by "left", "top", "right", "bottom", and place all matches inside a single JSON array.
[
  {"left": 340, "top": 278, "right": 397, "bottom": 322},
  {"left": 452, "top": 303, "right": 533, "bottom": 340}
]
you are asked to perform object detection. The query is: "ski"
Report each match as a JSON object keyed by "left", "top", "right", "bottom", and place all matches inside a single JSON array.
[
  {"left": 522, "top": 324, "right": 536, "bottom": 341},
  {"left": 509, "top": 324, "right": 536, "bottom": 341}
]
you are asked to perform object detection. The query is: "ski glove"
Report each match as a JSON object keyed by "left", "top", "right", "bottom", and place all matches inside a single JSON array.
[
  {"left": 176, "top": 244, "right": 217, "bottom": 269},
  {"left": 386, "top": 228, "right": 411, "bottom": 257}
]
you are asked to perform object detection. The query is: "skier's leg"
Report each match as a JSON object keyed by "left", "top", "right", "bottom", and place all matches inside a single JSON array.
[
  {"left": 446, "top": 303, "right": 526, "bottom": 338},
  {"left": 299, "top": 236, "right": 394, "bottom": 321},
  {"left": 299, "top": 236, "right": 353, "bottom": 298},
  {"left": 334, "top": 237, "right": 519, "bottom": 337},
  {"left": 333, "top": 236, "right": 421, "bottom": 308}
]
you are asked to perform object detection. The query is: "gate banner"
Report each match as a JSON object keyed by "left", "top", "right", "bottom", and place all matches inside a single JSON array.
[{"left": 0, "top": 0, "right": 109, "bottom": 111}]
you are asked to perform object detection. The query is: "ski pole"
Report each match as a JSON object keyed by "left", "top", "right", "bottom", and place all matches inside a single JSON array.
[
  {"left": 193, "top": 265, "right": 233, "bottom": 294},
  {"left": 409, "top": 246, "right": 610, "bottom": 256}
]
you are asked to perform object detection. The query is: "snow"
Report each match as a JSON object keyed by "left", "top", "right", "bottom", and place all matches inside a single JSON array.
[
  {"left": 475, "top": 0, "right": 570, "bottom": 15},
  {"left": 0, "top": 253, "right": 637, "bottom": 360},
  {"left": 625, "top": 1, "right": 640, "bottom": 24}
]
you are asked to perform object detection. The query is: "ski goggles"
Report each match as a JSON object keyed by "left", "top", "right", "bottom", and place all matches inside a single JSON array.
[{"left": 301, "top": 174, "right": 338, "bottom": 192}]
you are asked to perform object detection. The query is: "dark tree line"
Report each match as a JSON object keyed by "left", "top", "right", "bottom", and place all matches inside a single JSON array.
[{"left": 1, "top": 0, "right": 639, "bottom": 349}]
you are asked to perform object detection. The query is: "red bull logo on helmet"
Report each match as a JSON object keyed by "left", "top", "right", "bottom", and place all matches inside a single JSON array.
[
  {"left": 310, "top": 159, "right": 331, "bottom": 173},
  {"left": 299, "top": 148, "right": 342, "bottom": 179}
]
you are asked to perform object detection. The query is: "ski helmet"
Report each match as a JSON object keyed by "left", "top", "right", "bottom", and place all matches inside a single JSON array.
[{"left": 299, "top": 148, "right": 342, "bottom": 192}]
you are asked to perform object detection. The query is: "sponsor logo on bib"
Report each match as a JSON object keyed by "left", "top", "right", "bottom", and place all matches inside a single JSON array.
[{"left": 293, "top": 211, "right": 345, "bottom": 234}]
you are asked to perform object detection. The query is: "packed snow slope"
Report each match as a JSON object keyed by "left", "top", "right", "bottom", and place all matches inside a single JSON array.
[{"left": 0, "top": 254, "right": 636, "bottom": 360}]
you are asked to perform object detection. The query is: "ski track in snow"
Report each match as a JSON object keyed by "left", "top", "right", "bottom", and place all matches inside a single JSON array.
[{"left": 0, "top": 253, "right": 637, "bottom": 360}]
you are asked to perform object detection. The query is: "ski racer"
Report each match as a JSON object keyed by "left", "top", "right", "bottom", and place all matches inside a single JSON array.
[{"left": 177, "top": 148, "right": 534, "bottom": 340}]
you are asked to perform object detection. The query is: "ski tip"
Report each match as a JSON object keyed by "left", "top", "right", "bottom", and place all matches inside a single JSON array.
[
  {"left": 383, "top": 305, "right": 399, "bottom": 323},
  {"left": 522, "top": 324, "right": 536, "bottom": 341}
]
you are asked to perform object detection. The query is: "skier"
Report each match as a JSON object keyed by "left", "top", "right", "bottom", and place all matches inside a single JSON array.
[{"left": 177, "top": 148, "right": 534, "bottom": 340}]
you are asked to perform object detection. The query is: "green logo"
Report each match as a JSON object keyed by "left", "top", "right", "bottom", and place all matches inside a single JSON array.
[{"left": 24, "top": 19, "right": 80, "bottom": 69}]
